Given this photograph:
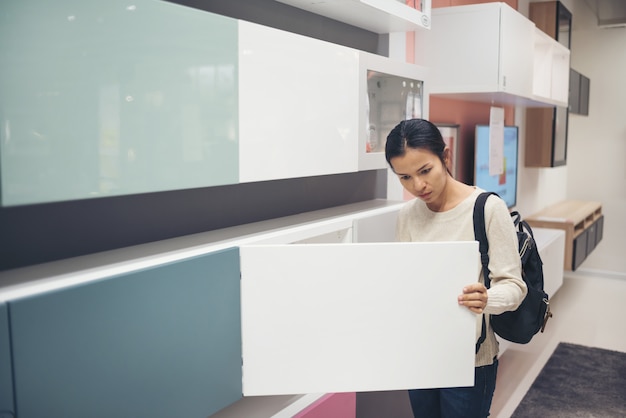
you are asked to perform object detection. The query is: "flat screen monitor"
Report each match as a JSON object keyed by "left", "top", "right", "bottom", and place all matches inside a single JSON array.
[{"left": 474, "top": 125, "right": 519, "bottom": 208}]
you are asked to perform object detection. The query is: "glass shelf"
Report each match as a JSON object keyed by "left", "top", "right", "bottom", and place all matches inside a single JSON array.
[
  {"left": 366, "top": 70, "right": 424, "bottom": 154},
  {"left": 358, "top": 51, "right": 428, "bottom": 171}
]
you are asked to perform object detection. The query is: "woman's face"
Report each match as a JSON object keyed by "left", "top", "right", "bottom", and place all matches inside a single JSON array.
[{"left": 390, "top": 147, "right": 450, "bottom": 206}]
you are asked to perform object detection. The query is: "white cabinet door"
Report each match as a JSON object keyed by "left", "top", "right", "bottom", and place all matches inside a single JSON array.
[
  {"left": 238, "top": 21, "right": 360, "bottom": 183},
  {"left": 419, "top": 3, "right": 501, "bottom": 95},
  {"left": 240, "top": 241, "right": 478, "bottom": 396},
  {"left": 499, "top": 3, "right": 534, "bottom": 97}
]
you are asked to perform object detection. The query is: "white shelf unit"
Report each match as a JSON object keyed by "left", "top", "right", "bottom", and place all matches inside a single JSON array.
[
  {"left": 415, "top": 2, "right": 569, "bottom": 108},
  {"left": 1, "top": 200, "right": 474, "bottom": 417},
  {"left": 238, "top": 20, "right": 429, "bottom": 181},
  {"left": 532, "top": 27, "right": 571, "bottom": 104},
  {"left": 274, "top": 0, "right": 432, "bottom": 33}
]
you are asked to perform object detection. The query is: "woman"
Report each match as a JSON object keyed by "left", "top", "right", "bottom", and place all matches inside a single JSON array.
[{"left": 385, "top": 119, "right": 527, "bottom": 418}]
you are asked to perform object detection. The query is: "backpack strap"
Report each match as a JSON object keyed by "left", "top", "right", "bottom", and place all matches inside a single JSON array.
[
  {"left": 511, "top": 210, "right": 535, "bottom": 239},
  {"left": 472, "top": 191, "right": 498, "bottom": 353},
  {"left": 473, "top": 192, "right": 495, "bottom": 288}
]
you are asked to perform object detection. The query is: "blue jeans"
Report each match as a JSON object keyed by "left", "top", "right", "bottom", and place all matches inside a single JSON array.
[{"left": 408, "top": 360, "right": 498, "bottom": 418}]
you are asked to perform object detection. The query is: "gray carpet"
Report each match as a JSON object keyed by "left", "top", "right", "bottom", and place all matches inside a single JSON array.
[{"left": 511, "top": 342, "right": 626, "bottom": 417}]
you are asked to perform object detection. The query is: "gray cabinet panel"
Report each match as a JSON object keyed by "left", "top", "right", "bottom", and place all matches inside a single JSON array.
[
  {"left": 586, "top": 220, "right": 597, "bottom": 255},
  {"left": 9, "top": 248, "right": 242, "bottom": 418},
  {"left": 569, "top": 69, "right": 580, "bottom": 114},
  {"left": 595, "top": 215, "right": 604, "bottom": 245},
  {"left": 572, "top": 230, "right": 588, "bottom": 270},
  {"left": 0, "top": 303, "right": 14, "bottom": 416},
  {"left": 569, "top": 68, "right": 590, "bottom": 116},
  {"left": 579, "top": 74, "right": 590, "bottom": 116}
]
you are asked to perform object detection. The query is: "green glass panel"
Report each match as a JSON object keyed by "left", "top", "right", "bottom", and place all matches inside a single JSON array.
[{"left": 0, "top": 0, "right": 239, "bottom": 206}]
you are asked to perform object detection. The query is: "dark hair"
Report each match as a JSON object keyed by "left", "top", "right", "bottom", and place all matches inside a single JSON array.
[{"left": 385, "top": 119, "right": 447, "bottom": 169}]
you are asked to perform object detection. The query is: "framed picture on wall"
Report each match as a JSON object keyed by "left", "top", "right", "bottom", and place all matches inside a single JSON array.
[{"left": 435, "top": 123, "right": 460, "bottom": 178}]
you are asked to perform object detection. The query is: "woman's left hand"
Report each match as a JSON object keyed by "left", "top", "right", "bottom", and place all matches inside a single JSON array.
[{"left": 458, "top": 283, "right": 488, "bottom": 314}]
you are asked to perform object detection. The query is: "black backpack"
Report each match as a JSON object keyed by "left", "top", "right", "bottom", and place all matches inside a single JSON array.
[{"left": 473, "top": 192, "right": 552, "bottom": 350}]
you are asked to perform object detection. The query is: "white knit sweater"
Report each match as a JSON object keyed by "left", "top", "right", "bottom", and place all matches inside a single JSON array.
[{"left": 395, "top": 188, "right": 527, "bottom": 367}]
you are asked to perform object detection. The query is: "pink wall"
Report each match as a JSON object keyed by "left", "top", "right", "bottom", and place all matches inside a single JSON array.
[
  {"left": 429, "top": 98, "right": 515, "bottom": 184},
  {"left": 294, "top": 393, "right": 356, "bottom": 418}
]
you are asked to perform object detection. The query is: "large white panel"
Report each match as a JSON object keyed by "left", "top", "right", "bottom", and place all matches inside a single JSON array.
[
  {"left": 238, "top": 21, "right": 359, "bottom": 182},
  {"left": 240, "top": 241, "right": 477, "bottom": 395}
]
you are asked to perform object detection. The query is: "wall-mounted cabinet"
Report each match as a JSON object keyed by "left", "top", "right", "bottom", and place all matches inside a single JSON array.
[
  {"left": 526, "top": 200, "right": 603, "bottom": 271},
  {"left": 569, "top": 68, "right": 590, "bottom": 115},
  {"left": 414, "top": 2, "right": 569, "bottom": 107},
  {"left": 0, "top": 200, "right": 478, "bottom": 418},
  {"left": 525, "top": 0, "right": 573, "bottom": 167},
  {"left": 239, "top": 21, "right": 429, "bottom": 178},
  {"left": 274, "top": 0, "right": 432, "bottom": 33}
]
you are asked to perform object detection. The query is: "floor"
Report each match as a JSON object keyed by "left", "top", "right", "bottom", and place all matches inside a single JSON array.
[{"left": 490, "top": 271, "right": 626, "bottom": 418}]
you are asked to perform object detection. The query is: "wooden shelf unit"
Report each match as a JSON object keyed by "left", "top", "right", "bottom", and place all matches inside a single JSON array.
[{"left": 525, "top": 200, "right": 603, "bottom": 271}]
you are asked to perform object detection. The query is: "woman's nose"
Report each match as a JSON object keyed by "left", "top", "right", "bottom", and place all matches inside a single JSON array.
[{"left": 412, "top": 177, "right": 425, "bottom": 190}]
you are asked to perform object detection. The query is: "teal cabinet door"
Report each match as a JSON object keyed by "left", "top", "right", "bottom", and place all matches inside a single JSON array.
[
  {"left": 0, "top": 303, "right": 14, "bottom": 417},
  {"left": 9, "top": 248, "right": 242, "bottom": 418},
  {"left": 0, "top": 0, "right": 239, "bottom": 206}
]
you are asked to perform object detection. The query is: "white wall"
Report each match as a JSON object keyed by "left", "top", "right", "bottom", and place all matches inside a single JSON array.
[
  {"left": 513, "top": 0, "right": 625, "bottom": 276},
  {"left": 565, "top": 0, "right": 626, "bottom": 275}
]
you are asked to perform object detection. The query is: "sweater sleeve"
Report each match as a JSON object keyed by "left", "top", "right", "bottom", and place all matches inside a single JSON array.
[{"left": 483, "top": 197, "right": 527, "bottom": 315}]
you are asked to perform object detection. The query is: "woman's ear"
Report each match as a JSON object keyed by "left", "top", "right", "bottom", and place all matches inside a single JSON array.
[
  {"left": 443, "top": 147, "right": 453, "bottom": 174},
  {"left": 443, "top": 146, "right": 451, "bottom": 166}
]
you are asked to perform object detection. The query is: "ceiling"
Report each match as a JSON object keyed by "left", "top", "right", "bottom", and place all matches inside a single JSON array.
[{"left": 583, "top": 0, "right": 626, "bottom": 27}]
